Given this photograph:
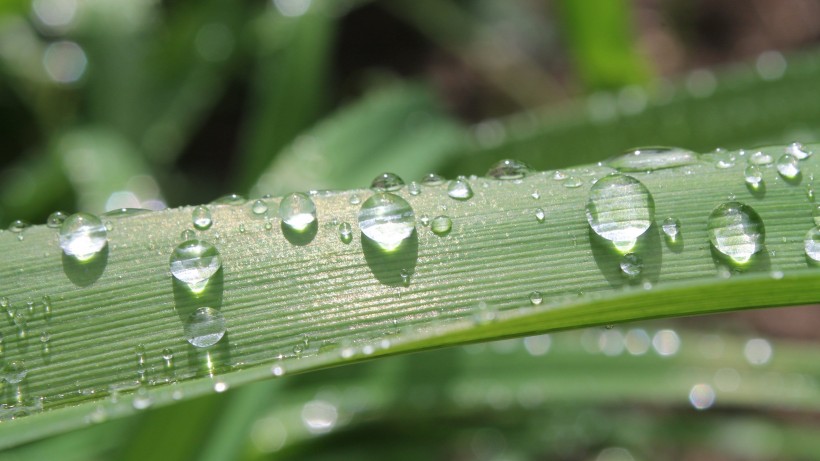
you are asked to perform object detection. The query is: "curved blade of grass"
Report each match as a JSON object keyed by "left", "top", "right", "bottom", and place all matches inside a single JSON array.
[
  {"left": 445, "top": 49, "right": 820, "bottom": 176},
  {"left": 0, "top": 144, "right": 818, "bottom": 448}
]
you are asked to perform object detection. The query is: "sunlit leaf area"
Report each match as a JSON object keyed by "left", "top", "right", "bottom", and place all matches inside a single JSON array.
[{"left": 2, "top": 1, "right": 820, "bottom": 460}]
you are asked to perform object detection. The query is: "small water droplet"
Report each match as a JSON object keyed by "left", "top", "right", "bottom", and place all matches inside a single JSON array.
[
  {"left": 251, "top": 199, "right": 268, "bottom": 215},
  {"left": 534, "top": 208, "right": 545, "bottom": 223},
  {"left": 399, "top": 269, "right": 410, "bottom": 286},
  {"left": 407, "top": 181, "right": 421, "bottom": 196},
  {"left": 786, "top": 142, "right": 813, "bottom": 160},
  {"left": 348, "top": 194, "right": 361, "bottom": 205},
  {"left": 529, "top": 291, "right": 543, "bottom": 305},
  {"left": 180, "top": 229, "right": 196, "bottom": 240},
  {"left": 162, "top": 348, "right": 174, "bottom": 369},
  {"left": 776, "top": 154, "right": 800, "bottom": 179},
  {"left": 184, "top": 307, "right": 226, "bottom": 348},
  {"left": 421, "top": 173, "right": 445, "bottom": 186},
  {"left": 135, "top": 344, "right": 147, "bottom": 375},
  {"left": 212, "top": 194, "right": 245, "bottom": 205},
  {"left": 430, "top": 215, "right": 452, "bottom": 236},
  {"left": 619, "top": 253, "right": 643, "bottom": 278},
  {"left": 371, "top": 172, "right": 405, "bottom": 191},
  {"left": 169, "top": 239, "right": 222, "bottom": 289},
  {"left": 563, "top": 176, "right": 583, "bottom": 188},
  {"left": 192, "top": 206, "right": 213, "bottom": 230},
  {"left": 805, "top": 227, "right": 820, "bottom": 263},
  {"left": 607, "top": 146, "right": 699, "bottom": 172},
  {"left": 552, "top": 170, "right": 567, "bottom": 181},
  {"left": 447, "top": 179, "right": 474, "bottom": 200},
  {"left": 47, "top": 211, "right": 68, "bottom": 228},
  {"left": 531, "top": 191, "right": 540, "bottom": 200},
  {"left": 59, "top": 213, "right": 108, "bottom": 261},
  {"left": 707, "top": 201, "right": 765, "bottom": 264},
  {"left": 586, "top": 173, "right": 655, "bottom": 252},
  {"left": 358, "top": 192, "right": 415, "bottom": 251},
  {"left": 238, "top": 224, "right": 246, "bottom": 233},
  {"left": 2, "top": 360, "right": 27, "bottom": 383},
  {"left": 9, "top": 220, "right": 28, "bottom": 233},
  {"left": 661, "top": 217, "right": 681, "bottom": 242},
  {"left": 279, "top": 192, "right": 317, "bottom": 231},
  {"left": 487, "top": 159, "right": 530, "bottom": 179},
  {"left": 419, "top": 215, "right": 430, "bottom": 227},
  {"left": 338, "top": 222, "right": 353, "bottom": 244},
  {"left": 744, "top": 165, "right": 763, "bottom": 188},
  {"left": 715, "top": 157, "right": 735, "bottom": 169},
  {"left": 749, "top": 151, "right": 773, "bottom": 166}
]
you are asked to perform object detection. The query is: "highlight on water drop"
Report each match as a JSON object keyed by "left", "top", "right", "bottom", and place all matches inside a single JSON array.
[
  {"left": 585, "top": 173, "right": 655, "bottom": 252},
  {"left": 707, "top": 201, "right": 765, "bottom": 265},
  {"left": 59, "top": 213, "right": 108, "bottom": 261},
  {"left": 357, "top": 192, "right": 415, "bottom": 251},
  {"left": 280, "top": 192, "right": 317, "bottom": 232}
]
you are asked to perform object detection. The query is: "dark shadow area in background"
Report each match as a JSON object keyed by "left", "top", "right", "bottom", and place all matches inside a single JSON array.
[
  {"left": 589, "top": 225, "right": 662, "bottom": 288},
  {"left": 362, "top": 230, "right": 418, "bottom": 287},
  {"left": 281, "top": 220, "right": 318, "bottom": 246},
  {"left": 62, "top": 246, "right": 108, "bottom": 287}
]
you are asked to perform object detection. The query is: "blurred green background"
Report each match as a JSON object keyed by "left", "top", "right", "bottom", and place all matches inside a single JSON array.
[{"left": 3, "top": 0, "right": 820, "bottom": 459}]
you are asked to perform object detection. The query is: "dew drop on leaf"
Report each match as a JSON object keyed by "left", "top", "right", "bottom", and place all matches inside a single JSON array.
[
  {"left": 279, "top": 193, "right": 317, "bottom": 231},
  {"left": 59, "top": 213, "right": 108, "bottom": 261},
  {"left": 487, "top": 159, "right": 530, "bottom": 180},
  {"left": 421, "top": 173, "right": 445, "bottom": 186},
  {"left": 358, "top": 192, "right": 415, "bottom": 250},
  {"left": 337, "top": 222, "right": 353, "bottom": 244},
  {"left": 776, "top": 154, "right": 800, "bottom": 179},
  {"left": 184, "top": 307, "right": 226, "bottom": 348},
  {"left": 785, "top": 142, "right": 813, "bottom": 160},
  {"left": 585, "top": 173, "right": 655, "bottom": 252},
  {"left": 251, "top": 199, "right": 268, "bottom": 215},
  {"left": 805, "top": 227, "right": 820, "bottom": 263},
  {"left": 749, "top": 151, "right": 773, "bottom": 166},
  {"left": 620, "top": 253, "right": 643, "bottom": 278},
  {"left": 371, "top": 172, "right": 405, "bottom": 192},
  {"left": 707, "top": 201, "right": 765, "bottom": 264},
  {"left": 607, "top": 146, "right": 698, "bottom": 172},
  {"left": 534, "top": 208, "right": 545, "bottom": 223},
  {"left": 47, "top": 211, "right": 68, "bottom": 228},
  {"left": 192, "top": 206, "right": 212, "bottom": 230},
  {"left": 430, "top": 215, "right": 452, "bottom": 236},
  {"left": 661, "top": 217, "right": 681, "bottom": 242},
  {"left": 169, "top": 239, "right": 222, "bottom": 289},
  {"left": 447, "top": 179, "right": 473, "bottom": 200}
]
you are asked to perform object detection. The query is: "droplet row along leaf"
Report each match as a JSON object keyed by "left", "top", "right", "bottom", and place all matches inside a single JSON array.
[{"left": 0, "top": 144, "right": 818, "bottom": 446}]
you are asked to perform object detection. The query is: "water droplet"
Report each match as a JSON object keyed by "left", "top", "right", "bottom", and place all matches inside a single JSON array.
[
  {"left": 805, "top": 227, "right": 820, "bottom": 262},
  {"left": 371, "top": 172, "right": 405, "bottom": 191},
  {"left": 407, "top": 181, "right": 421, "bottom": 196},
  {"left": 9, "top": 220, "right": 28, "bottom": 233},
  {"left": 212, "top": 194, "right": 245, "bottom": 205},
  {"left": 279, "top": 192, "right": 317, "bottom": 231},
  {"left": 531, "top": 191, "right": 540, "bottom": 200},
  {"left": 786, "top": 142, "right": 813, "bottom": 160},
  {"left": 707, "top": 201, "right": 765, "bottom": 264},
  {"left": 419, "top": 215, "right": 430, "bottom": 227},
  {"left": 184, "top": 307, "right": 226, "bottom": 348},
  {"left": 251, "top": 199, "right": 268, "bottom": 215},
  {"left": 348, "top": 195, "right": 361, "bottom": 205},
  {"left": 534, "top": 208, "right": 545, "bottom": 223},
  {"left": 586, "top": 173, "right": 655, "bottom": 252},
  {"left": 337, "top": 222, "right": 353, "bottom": 244},
  {"left": 169, "top": 239, "right": 222, "bottom": 289},
  {"left": 59, "top": 213, "right": 108, "bottom": 261},
  {"left": 661, "top": 217, "right": 681, "bottom": 242},
  {"left": 529, "top": 291, "right": 543, "bottom": 305},
  {"left": 776, "top": 154, "right": 800, "bottom": 179},
  {"left": 399, "top": 269, "right": 410, "bottom": 286},
  {"left": 447, "top": 179, "right": 474, "bottom": 200},
  {"left": 715, "top": 157, "right": 735, "bottom": 169},
  {"left": 238, "top": 224, "right": 246, "bottom": 233},
  {"left": 2, "top": 360, "right": 27, "bottom": 383},
  {"left": 744, "top": 165, "right": 763, "bottom": 188},
  {"left": 421, "top": 173, "right": 444, "bottom": 186},
  {"left": 47, "top": 211, "right": 68, "bottom": 228},
  {"left": 180, "top": 229, "right": 196, "bottom": 240},
  {"left": 358, "top": 192, "right": 415, "bottom": 251},
  {"left": 192, "top": 206, "right": 212, "bottom": 230},
  {"left": 812, "top": 204, "right": 820, "bottom": 226},
  {"left": 487, "top": 159, "right": 530, "bottom": 179},
  {"left": 430, "top": 215, "right": 452, "bottom": 236},
  {"left": 607, "top": 146, "right": 699, "bottom": 172},
  {"left": 749, "top": 151, "right": 773, "bottom": 166},
  {"left": 135, "top": 344, "right": 146, "bottom": 375},
  {"left": 563, "top": 176, "right": 583, "bottom": 188},
  {"left": 619, "top": 253, "right": 643, "bottom": 278},
  {"left": 552, "top": 170, "right": 567, "bottom": 181},
  {"left": 162, "top": 348, "right": 174, "bottom": 369}
]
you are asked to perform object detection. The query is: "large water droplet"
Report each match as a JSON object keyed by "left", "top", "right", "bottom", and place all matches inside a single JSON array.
[
  {"left": 59, "top": 213, "right": 108, "bottom": 261},
  {"left": 184, "top": 307, "right": 226, "bottom": 348},
  {"left": 280, "top": 193, "right": 317, "bottom": 231},
  {"left": 776, "top": 154, "right": 800, "bottom": 179},
  {"left": 371, "top": 172, "right": 405, "bottom": 191},
  {"left": 192, "top": 206, "right": 212, "bottom": 230},
  {"left": 586, "top": 173, "right": 655, "bottom": 252},
  {"left": 487, "top": 159, "right": 530, "bottom": 179},
  {"left": 447, "top": 179, "right": 473, "bottom": 200},
  {"left": 169, "top": 239, "right": 222, "bottom": 289},
  {"left": 430, "top": 215, "right": 452, "bottom": 236},
  {"left": 47, "top": 211, "right": 68, "bottom": 228},
  {"left": 707, "top": 201, "right": 765, "bottom": 264},
  {"left": 358, "top": 193, "right": 415, "bottom": 251},
  {"left": 607, "top": 146, "right": 698, "bottom": 172},
  {"left": 805, "top": 227, "right": 820, "bottom": 263},
  {"left": 9, "top": 220, "right": 28, "bottom": 233},
  {"left": 786, "top": 142, "right": 813, "bottom": 160}
]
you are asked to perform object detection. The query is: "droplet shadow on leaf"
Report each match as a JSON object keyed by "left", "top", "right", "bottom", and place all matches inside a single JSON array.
[
  {"left": 186, "top": 336, "right": 232, "bottom": 378},
  {"left": 281, "top": 220, "right": 318, "bottom": 246},
  {"left": 362, "top": 230, "right": 418, "bottom": 287},
  {"left": 61, "top": 246, "right": 108, "bottom": 287},
  {"left": 589, "top": 225, "right": 662, "bottom": 288}
]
